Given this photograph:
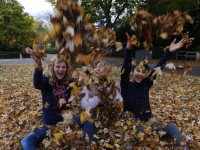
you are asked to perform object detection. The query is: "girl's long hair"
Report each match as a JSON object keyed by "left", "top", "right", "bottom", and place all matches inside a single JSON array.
[{"left": 43, "top": 56, "right": 72, "bottom": 85}]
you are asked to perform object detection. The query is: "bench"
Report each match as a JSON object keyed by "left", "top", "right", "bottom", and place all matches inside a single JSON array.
[
  {"left": 185, "top": 51, "right": 196, "bottom": 60},
  {"left": 0, "top": 53, "right": 8, "bottom": 59},
  {"left": 176, "top": 51, "right": 196, "bottom": 61},
  {"left": 176, "top": 51, "right": 187, "bottom": 60}
]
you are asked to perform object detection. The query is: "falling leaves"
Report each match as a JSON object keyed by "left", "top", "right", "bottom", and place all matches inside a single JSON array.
[
  {"left": 48, "top": 0, "right": 122, "bottom": 68},
  {"left": 165, "top": 63, "right": 176, "bottom": 70},
  {"left": 149, "top": 66, "right": 163, "bottom": 81},
  {"left": 130, "top": 9, "right": 194, "bottom": 51},
  {"left": 196, "top": 52, "right": 200, "bottom": 62}
]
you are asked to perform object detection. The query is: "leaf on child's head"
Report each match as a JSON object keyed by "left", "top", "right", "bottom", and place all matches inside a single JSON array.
[{"left": 138, "top": 61, "right": 144, "bottom": 69}]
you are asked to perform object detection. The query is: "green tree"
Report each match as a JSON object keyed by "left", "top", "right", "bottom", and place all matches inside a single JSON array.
[
  {"left": 45, "top": 0, "right": 146, "bottom": 28},
  {"left": 0, "top": 0, "right": 36, "bottom": 52},
  {"left": 141, "top": 0, "right": 199, "bottom": 16}
]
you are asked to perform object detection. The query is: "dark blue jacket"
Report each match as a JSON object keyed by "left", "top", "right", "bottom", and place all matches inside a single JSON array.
[
  {"left": 33, "top": 69, "right": 72, "bottom": 125},
  {"left": 121, "top": 48, "right": 172, "bottom": 121}
]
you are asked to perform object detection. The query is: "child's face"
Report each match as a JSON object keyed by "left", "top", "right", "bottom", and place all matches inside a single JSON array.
[
  {"left": 53, "top": 60, "right": 67, "bottom": 80},
  {"left": 93, "top": 62, "right": 105, "bottom": 77},
  {"left": 131, "top": 66, "right": 146, "bottom": 83}
]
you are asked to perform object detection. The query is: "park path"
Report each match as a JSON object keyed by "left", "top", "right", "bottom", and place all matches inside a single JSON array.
[{"left": 0, "top": 54, "right": 200, "bottom": 77}]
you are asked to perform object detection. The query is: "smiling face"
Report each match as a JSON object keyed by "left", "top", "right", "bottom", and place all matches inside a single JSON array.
[
  {"left": 93, "top": 62, "right": 105, "bottom": 77},
  {"left": 130, "top": 66, "right": 147, "bottom": 83},
  {"left": 53, "top": 60, "right": 67, "bottom": 80}
]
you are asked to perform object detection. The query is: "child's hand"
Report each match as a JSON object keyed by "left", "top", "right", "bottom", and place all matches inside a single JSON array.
[
  {"left": 26, "top": 47, "right": 42, "bottom": 69},
  {"left": 126, "top": 32, "right": 133, "bottom": 50},
  {"left": 169, "top": 38, "right": 185, "bottom": 53}
]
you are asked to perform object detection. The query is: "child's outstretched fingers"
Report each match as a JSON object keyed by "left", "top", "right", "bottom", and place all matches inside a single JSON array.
[
  {"left": 26, "top": 47, "right": 42, "bottom": 67},
  {"left": 169, "top": 38, "right": 185, "bottom": 53},
  {"left": 126, "top": 32, "right": 132, "bottom": 50}
]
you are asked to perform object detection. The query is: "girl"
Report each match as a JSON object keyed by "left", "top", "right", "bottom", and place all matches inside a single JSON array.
[
  {"left": 74, "top": 60, "right": 123, "bottom": 145},
  {"left": 121, "top": 32, "right": 189, "bottom": 149},
  {"left": 21, "top": 48, "right": 73, "bottom": 150}
]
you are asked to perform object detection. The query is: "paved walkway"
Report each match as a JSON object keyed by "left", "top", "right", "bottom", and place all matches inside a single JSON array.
[
  {"left": 0, "top": 55, "right": 199, "bottom": 77},
  {"left": 104, "top": 59, "right": 200, "bottom": 77}
]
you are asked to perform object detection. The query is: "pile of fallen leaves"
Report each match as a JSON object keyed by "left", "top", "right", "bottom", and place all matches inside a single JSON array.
[{"left": 0, "top": 63, "right": 200, "bottom": 149}]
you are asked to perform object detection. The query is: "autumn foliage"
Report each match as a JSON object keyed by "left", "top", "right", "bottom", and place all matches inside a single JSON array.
[{"left": 0, "top": 63, "right": 200, "bottom": 149}]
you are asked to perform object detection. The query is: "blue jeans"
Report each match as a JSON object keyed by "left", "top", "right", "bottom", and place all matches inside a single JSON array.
[
  {"left": 137, "top": 122, "right": 189, "bottom": 150},
  {"left": 73, "top": 115, "right": 94, "bottom": 142},
  {"left": 21, "top": 126, "right": 48, "bottom": 150}
]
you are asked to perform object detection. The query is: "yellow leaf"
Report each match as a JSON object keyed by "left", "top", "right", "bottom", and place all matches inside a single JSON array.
[
  {"left": 195, "top": 134, "right": 200, "bottom": 139},
  {"left": 179, "top": 87, "right": 184, "bottom": 93},
  {"left": 137, "top": 132, "right": 145, "bottom": 141},
  {"left": 138, "top": 61, "right": 144, "bottom": 69},
  {"left": 115, "top": 121, "right": 121, "bottom": 127},
  {"left": 71, "top": 85, "right": 79, "bottom": 95},
  {"left": 13, "top": 92, "right": 21, "bottom": 97},
  {"left": 85, "top": 133, "right": 90, "bottom": 143},
  {"left": 53, "top": 138, "right": 60, "bottom": 145},
  {"left": 53, "top": 130, "right": 64, "bottom": 140},
  {"left": 80, "top": 106, "right": 91, "bottom": 124},
  {"left": 180, "top": 141, "right": 186, "bottom": 146},
  {"left": 126, "top": 120, "right": 132, "bottom": 126},
  {"left": 28, "top": 111, "right": 38, "bottom": 116},
  {"left": 104, "top": 143, "right": 113, "bottom": 149}
]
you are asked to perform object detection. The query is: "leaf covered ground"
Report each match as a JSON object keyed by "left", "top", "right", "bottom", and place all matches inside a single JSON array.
[{"left": 0, "top": 64, "right": 200, "bottom": 150}]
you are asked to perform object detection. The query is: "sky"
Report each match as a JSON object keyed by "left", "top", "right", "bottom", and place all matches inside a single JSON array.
[{"left": 17, "top": 0, "right": 54, "bottom": 17}]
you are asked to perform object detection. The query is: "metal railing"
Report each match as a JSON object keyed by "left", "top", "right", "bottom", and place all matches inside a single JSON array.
[{"left": 176, "top": 51, "right": 196, "bottom": 61}]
